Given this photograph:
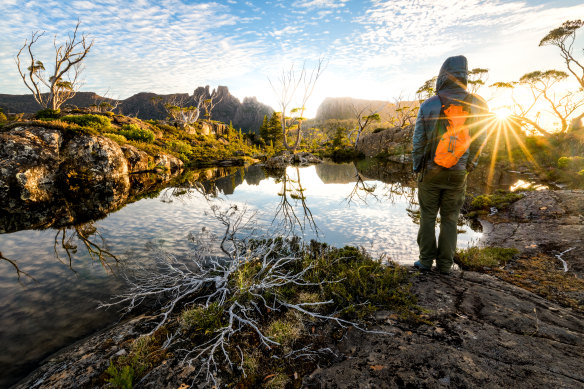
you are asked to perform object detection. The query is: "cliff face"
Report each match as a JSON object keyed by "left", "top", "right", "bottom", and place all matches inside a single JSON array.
[
  {"left": 355, "top": 125, "right": 414, "bottom": 158},
  {"left": 0, "top": 86, "right": 273, "bottom": 133}
]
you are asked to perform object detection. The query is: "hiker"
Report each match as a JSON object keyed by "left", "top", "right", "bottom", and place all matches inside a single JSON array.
[{"left": 412, "top": 55, "right": 489, "bottom": 274}]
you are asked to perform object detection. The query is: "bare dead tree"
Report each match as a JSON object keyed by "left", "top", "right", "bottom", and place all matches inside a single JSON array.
[
  {"left": 351, "top": 103, "right": 381, "bottom": 148},
  {"left": 164, "top": 94, "right": 205, "bottom": 129},
  {"left": 90, "top": 89, "right": 121, "bottom": 113},
  {"left": 101, "top": 205, "right": 384, "bottom": 386},
  {"left": 389, "top": 94, "right": 419, "bottom": 128},
  {"left": 15, "top": 20, "right": 93, "bottom": 110},
  {"left": 200, "top": 88, "right": 224, "bottom": 121},
  {"left": 269, "top": 58, "right": 326, "bottom": 153}
]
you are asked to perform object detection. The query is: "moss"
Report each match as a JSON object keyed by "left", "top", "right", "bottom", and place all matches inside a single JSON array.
[
  {"left": 180, "top": 302, "right": 224, "bottom": 335},
  {"left": 469, "top": 190, "right": 524, "bottom": 212},
  {"left": 496, "top": 253, "right": 584, "bottom": 310},
  {"left": 455, "top": 246, "right": 519, "bottom": 271}
]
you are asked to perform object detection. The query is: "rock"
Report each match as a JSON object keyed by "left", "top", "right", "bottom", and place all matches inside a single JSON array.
[
  {"left": 264, "top": 152, "right": 322, "bottom": 170},
  {"left": 0, "top": 126, "right": 62, "bottom": 207},
  {"left": 480, "top": 189, "right": 584, "bottom": 276},
  {"left": 121, "top": 144, "right": 150, "bottom": 173},
  {"left": 304, "top": 271, "right": 584, "bottom": 388},
  {"left": 61, "top": 134, "right": 129, "bottom": 180},
  {"left": 355, "top": 125, "right": 413, "bottom": 158},
  {"left": 154, "top": 153, "right": 184, "bottom": 173}
]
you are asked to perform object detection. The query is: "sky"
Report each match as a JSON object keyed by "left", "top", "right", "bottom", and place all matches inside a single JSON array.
[{"left": 1, "top": 0, "right": 583, "bottom": 118}]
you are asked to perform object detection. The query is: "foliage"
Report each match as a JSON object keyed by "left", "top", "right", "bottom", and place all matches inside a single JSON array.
[
  {"left": 180, "top": 302, "right": 224, "bottom": 335},
  {"left": 455, "top": 247, "right": 519, "bottom": 271},
  {"left": 61, "top": 114, "right": 111, "bottom": 131},
  {"left": 105, "top": 330, "right": 169, "bottom": 389},
  {"left": 35, "top": 108, "right": 61, "bottom": 119},
  {"left": 469, "top": 190, "right": 524, "bottom": 213},
  {"left": 103, "top": 133, "right": 127, "bottom": 144},
  {"left": 557, "top": 156, "right": 584, "bottom": 170},
  {"left": 118, "top": 124, "right": 155, "bottom": 143}
]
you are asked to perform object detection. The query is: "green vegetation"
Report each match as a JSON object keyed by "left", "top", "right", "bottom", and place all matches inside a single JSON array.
[
  {"left": 468, "top": 190, "right": 524, "bottom": 216},
  {"left": 455, "top": 247, "right": 519, "bottom": 271},
  {"left": 105, "top": 330, "right": 169, "bottom": 389},
  {"left": 118, "top": 124, "right": 155, "bottom": 143},
  {"left": 35, "top": 108, "right": 61, "bottom": 120},
  {"left": 61, "top": 114, "right": 111, "bottom": 131}
]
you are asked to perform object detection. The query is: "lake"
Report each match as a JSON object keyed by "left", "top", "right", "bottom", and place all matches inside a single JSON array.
[{"left": 0, "top": 159, "right": 531, "bottom": 386}]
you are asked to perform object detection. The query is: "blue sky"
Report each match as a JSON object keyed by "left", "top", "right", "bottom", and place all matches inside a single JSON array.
[{"left": 1, "top": 0, "right": 583, "bottom": 117}]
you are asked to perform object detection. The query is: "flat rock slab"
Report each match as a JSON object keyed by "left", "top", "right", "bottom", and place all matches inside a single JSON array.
[
  {"left": 480, "top": 190, "right": 584, "bottom": 276},
  {"left": 304, "top": 271, "right": 584, "bottom": 388}
]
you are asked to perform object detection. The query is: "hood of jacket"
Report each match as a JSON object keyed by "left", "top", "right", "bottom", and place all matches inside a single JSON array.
[{"left": 435, "top": 55, "right": 468, "bottom": 103}]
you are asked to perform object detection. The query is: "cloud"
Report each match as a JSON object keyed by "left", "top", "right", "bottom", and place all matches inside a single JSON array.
[{"left": 292, "top": 0, "right": 349, "bottom": 9}]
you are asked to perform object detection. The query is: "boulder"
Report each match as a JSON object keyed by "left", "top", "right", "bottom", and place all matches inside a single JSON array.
[
  {"left": 264, "top": 152, "right": 322, "bottom": 169},
  {"left": 0, "top": 126, "right": 62, "bottom": 207},
  {"left": 154, "top": 153, "right": 184, "bottom": 172},
  {"left": 355, "top": 125, "right": 413, "bottom": 158},
  {"left": 121, "top": 144, "right": 150, "bottom": 173}
]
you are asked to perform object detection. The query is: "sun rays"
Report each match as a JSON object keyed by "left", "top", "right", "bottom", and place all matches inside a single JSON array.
[{"left": 462, "top": 99, "right": 541, "bottom": 192}]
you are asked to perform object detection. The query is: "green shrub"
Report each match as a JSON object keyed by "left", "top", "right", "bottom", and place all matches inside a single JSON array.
[
  {"left": 558, "top": 156, "right": 584, "bottom": 171},
  {"left": 180, "top": 302, "right": 224, "bottom": 334},
  {"left": 455, "top": 247, "right": 519, "bottom": 271},
  {"left": 35, "top": 108, "right": 61, "bottom": 120},
  {"left": 167, "top": 139, "right": 192, "bottom": 154},
  {"left": 104, "top": 133, "right": 127, "bottom": 143},
  {"left": 118, "top": 124, "right": 155, "bottom": 143},
  {"left": 61, "top": 114, "right": 110, "bottom": 130}
]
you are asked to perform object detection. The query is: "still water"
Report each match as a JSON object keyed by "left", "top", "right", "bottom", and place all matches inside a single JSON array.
[{"left": 0, "top": 160, "right": 516, "bottom": 386}]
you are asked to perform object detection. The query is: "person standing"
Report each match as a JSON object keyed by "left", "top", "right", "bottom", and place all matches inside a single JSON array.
[{"left": 412, "top": 55, "right": 489, "bottom": 274}]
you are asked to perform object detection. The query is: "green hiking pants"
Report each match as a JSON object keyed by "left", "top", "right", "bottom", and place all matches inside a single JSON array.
[{"left": 417, "top": 168, "right": 467, "bottom": 272}]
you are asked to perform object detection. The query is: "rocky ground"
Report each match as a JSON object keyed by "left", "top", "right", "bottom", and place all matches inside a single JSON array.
[
  {"left": 480, "top": 189, "right": 584, "bottom": 277},
  {"left": 10, "top": 187, "right": 584, "bottom": 388}
]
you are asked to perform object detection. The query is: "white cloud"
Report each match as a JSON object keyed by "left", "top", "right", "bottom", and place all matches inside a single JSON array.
[{"left": 293, "top": 0, "right": 349, "bottom": 9}]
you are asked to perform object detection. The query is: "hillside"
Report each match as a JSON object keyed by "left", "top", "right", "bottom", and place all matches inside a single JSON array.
[{"left": 0, "top": 86, "right": 273, "bottom": 133}]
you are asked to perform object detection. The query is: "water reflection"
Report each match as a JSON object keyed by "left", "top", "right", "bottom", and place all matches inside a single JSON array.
[{"left": 0, "top": 160, "right": 538, "bottom": 386}]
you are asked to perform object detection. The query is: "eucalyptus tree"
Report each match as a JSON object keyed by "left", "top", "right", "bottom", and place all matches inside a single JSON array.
[
  {"left": 15, "top": 20, "right": 93, "bottom": 110},
  {"left": 269, "top": 58, "right": 326, "bottom": 153},
  {"left": 351, "top": 103, "right": 381, "bottom": 148},
  {"left": 540, "top": 20, "right": 584, "bottom": 89}
]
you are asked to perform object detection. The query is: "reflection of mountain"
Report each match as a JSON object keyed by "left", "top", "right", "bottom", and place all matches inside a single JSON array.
[
  {"left": 244, "top": 165, "right": 266, "bottom": 186},
  {"left": 315, "top": 162, "right": 358, "bottom": 184},
  {"left": 354, "top": 160, "right": 416, "bottom": 186}
]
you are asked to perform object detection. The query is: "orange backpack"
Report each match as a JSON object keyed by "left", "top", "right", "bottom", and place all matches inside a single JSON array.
[{"left": 433, "top": 96, "right": 472, "bottom": 168}]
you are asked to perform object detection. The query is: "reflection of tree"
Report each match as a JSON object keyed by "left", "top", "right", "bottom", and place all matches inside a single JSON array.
[
  {"left": 382, "top": 180, "right": 417, "bottom": 206},
  {"left": 54, "top": 222, "right": 118, "bottom": 272},
  {"left": 0, "top": 252, "right": 35, "bottom": 281},
  {"left": 345, "top": 173, "right": 378, "bottom": 205},
  {"left": 274, "top": 167, "right": 318, "bottom": 234}
]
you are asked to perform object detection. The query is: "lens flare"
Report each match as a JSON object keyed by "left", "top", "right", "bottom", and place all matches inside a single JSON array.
[{"left": 493, "top": 107, "right": 513, "bottom": 120}]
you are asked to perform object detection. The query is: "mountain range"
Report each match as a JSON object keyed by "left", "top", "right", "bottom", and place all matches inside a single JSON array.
[{"left": 0, "top": 86, "right": 274, "bottom": 133}]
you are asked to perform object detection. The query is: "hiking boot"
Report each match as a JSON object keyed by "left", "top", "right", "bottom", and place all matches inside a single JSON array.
[{"left": 414, "top": 260, "right": 431, "bottom": 272}]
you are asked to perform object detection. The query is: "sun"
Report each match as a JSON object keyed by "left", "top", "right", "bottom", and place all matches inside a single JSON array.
[{"left": 493, "top": 106, "right": 513, "bottom": 120}]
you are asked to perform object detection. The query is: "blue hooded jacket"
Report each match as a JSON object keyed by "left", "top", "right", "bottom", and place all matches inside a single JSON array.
[{"left": 412, "top": 55, "right": 489, "bottom": 173}]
